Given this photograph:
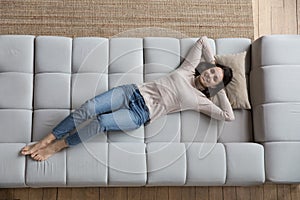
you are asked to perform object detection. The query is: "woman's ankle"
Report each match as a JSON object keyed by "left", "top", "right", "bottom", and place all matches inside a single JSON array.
[
  {"left": 43, "top": 133, "right": 56, "bottom": 144},
  {"left": 62, "top": 139, "right": 69, "bottom": 148}
]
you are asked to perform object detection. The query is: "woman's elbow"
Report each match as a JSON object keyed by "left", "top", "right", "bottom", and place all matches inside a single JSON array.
[
  {"left": 225, "top": 114, "right": 235, "bottom": 121},
  {"left": 225, "top": 113, "right": 235, "bottom": 121}
]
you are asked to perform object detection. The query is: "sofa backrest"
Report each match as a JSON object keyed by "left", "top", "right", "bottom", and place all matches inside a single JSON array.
[{"left": 0, "top": 35, "right": 252, "bottom": 145}]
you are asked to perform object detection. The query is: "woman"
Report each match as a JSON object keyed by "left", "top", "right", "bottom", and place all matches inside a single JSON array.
[{"left": 21, "top": 36, "right": 234, "bottom": 161}]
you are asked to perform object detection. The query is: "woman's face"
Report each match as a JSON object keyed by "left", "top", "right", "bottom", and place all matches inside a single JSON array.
[{"left": 199, "top": 67, "right": 224, "bottom": 88}]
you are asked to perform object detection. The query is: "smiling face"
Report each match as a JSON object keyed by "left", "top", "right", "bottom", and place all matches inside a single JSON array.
[{"left": 199, "top": 67, "right": 224, "bottom": 88}]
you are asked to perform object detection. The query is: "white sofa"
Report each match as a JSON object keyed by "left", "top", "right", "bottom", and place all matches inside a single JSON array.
[{"left": 0, "top": 34, "right": 297, "bottom": 188}]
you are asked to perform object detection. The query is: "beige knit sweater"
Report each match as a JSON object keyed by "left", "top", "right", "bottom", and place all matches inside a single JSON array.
[{"left": 138, "top": 36, "right": 235, "bottom": 123}]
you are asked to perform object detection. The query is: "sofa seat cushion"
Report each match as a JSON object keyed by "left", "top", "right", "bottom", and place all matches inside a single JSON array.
[
  {"left": 145, "top": 113, "right": 181, "bottom": 143},
  {"left": 26, "top": 142, "right": 67, "bottom": 187},
  {"left": 72, "top": 37, "right": 109, "bottom": 73},
  {"left": 34, "top": 73, "right": 71, "bottom": 109},
  {"left": 67, "top": 142, "right": 108, "bottom": 186},
  {"left": 253, "top": 103, "right": 300, "bottom": 142},
  {"left": 108, "top": 142, "right": 147, "bottom": 186},
  {"left": 0, "top": 110, "right": 32, "bottom": 143},
  {"left": 32, "top": 109, "right": 70, "bottom": 141},
  {"left": 0, "top": 35, "right": 34, "bottom": 73},
  {"left": 184, "top": 143, "right": 226, "bottom": 186},
  {"left": 180, "top": 111, "right": 218, "bottom": 143},
  {"left": 265, "top": 142, "right": 300, "bottom": 183},
  {"left": 224, "top": 143, "right": 265, "bottom": 186},
  {"left": 0, "top": 143, "right": 27, "bottom": 188},
  {"left": 218, "top": 109, "right": 253, "bottom": 143},
  {"left": 0, "top": 73, "right": 33, "bottom": 109},
  {"left": 146, "top": 142, "right": 186, "bottom": 186},
  {"left": 35, "top": 36, "right": 72, "bottom": 73}
]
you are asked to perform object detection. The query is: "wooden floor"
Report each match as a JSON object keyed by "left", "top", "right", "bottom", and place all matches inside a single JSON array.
[
  {"left": 1, "top": 0, "right": 300, "bottom": 200},
  {"left": 0, "top": 184, "right": 300, "bottom": 200},
  {"left": 253, "top": 0, "right": 299, "bottom": 39}
]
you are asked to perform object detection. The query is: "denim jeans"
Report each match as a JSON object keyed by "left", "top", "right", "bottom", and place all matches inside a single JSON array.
[{"left": 52, "top": 84, "right": 150, "bottom": 146}]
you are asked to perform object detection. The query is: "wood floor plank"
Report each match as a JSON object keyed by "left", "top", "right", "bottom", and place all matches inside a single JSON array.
[
  {"left": 29, "top": 188, "right": 43, "bottom": 200},
  {"left": 127, "top": 187, "right": 141, "bottom": 200},
  {"left": 57, "top": 188, "right": 72, "bottom": 200},
  {"left": 2, "top": 184, "right": 300, "bottom": 200},
  {"left": 14, "top": 188, "right": 29, "bottom": 200},
  {"left": 71, "top": 188, "right": 88, "bottom": 200},
  {"left": 141, "top": 187, "right": 156, "bottom": 200},
  {"left": 252, "top": 0, "right": 259, "bottom": 39},
  {"left": 86, "top": 187, "right": 100, "bottom": 199},
  {"left": 284, "top": 0, "right": 298, "bottom": 34},
  {"left": 169, "top": 187, "right": 181, "bottom": 200},
  {"left": 44, "top": 188, "right": 57, "bottom": 199},
  {"left": 0, "top": 189, "right": 13, "bottom": 200},
  {"left": 111, "top": 187, "right": 127, "bottom": 200},
  {"left": 271, "top": 0, "right": 285, "bottom": 34},
  {"left": 250, "top": 185, "right": 264, "bottom": 200},
  {"left": 236, "top": 187, "right": 251, "bottom": 200},
  {"left": 223, "top": 187, "right": 237, "bottom": 200},
  {"left": 195, "top": 187, "right": 208, "bottom": 200},
  {"left": 291, "top": 184, "right": 300, "bottom": 200},
  {"left": 277, "top": 184, "right": 292, "bottom": 200},
  {"left": 264, "top": 183, "right": 277, "bottom": 200},
  {"left": 70, "top": 187, "right": 100, "bottom": 200},
  {"left": 42, "top": 188, "right": 57, "bottom": 200},
  {"left": 297, "top": 0, "right": 300, "bottom": 34},
  {"left": 258, "top": 0, "right": 272, "bottom": 36},
  {"left": 71, "top": 188, "right": 85, "bottom": 200},
  {"left": 100, "top": 187, "right": 114, "bottom": 200},
  {"left": 181, "top": 186, "right": 195, "bottom": 200},
  {"left": 209, "top": 186, "right": 223, "bottom": 200},
  {"left": 0, "top": 189, "right": 7, "bottom": 199},
  {"left": 156, "top": 187, "right": 169, "bottom": 200}
]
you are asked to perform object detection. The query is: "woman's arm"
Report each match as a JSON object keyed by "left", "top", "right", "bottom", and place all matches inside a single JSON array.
[
  {"left": 180, "top": 36, "right": 215, "bottom": 71},
  {"left": 199, "top": 89, "right": 235, "bottom": 121}
]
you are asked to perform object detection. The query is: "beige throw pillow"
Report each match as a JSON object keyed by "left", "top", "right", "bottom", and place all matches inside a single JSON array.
[{"left": 214, "top": 51, "right": 251, "bottom": 109}]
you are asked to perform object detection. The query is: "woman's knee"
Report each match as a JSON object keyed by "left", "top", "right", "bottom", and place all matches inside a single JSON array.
[
  {"left": 77, "top": 99, "right": 97, "bottom": 118},
  {"left": 97, "top": 113, "right": 140, "bottom": 132}
]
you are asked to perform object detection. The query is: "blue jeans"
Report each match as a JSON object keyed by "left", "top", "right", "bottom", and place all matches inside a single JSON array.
[{"left": 52, "top": 84, "right": 150, "bottom": 146}]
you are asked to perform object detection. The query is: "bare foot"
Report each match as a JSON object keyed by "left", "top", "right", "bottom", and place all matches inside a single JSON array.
[
  {"left": 21, "top": 133, "right": 56, "bottom": 156},
  {"left": 31, "top": 139, "right": 68, "bottom": 161}
]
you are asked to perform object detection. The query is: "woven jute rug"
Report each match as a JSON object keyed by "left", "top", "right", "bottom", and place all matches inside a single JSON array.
[{"left": 0, "top": 0, "right": 254, "bottom": 39}]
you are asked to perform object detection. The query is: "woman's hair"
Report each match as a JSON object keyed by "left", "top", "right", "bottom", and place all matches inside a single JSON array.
[{"left": 194, "top": 62, "right": 233, "bottom": 98}]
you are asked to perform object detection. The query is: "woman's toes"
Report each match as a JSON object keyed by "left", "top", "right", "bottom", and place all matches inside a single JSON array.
[
  {"left": 21, "top": 141, "right": 51, "bottom": 156},
  {"left": 21, "top": 145, "right": 32, "bottom": 155},
  {"left": 22, "top": 146, "right": 29, "bottom": 151},
  {"left": 36, "top": 155, "right": 42, "bottom": 161},
  {"left": 33, "top": 154, "right": 41, "bottom": 161},
  {"left": 31, "top": 152, "right": 38, "bottom": 159},
  {"left": 28, "top": 139, "right": 67, "bottom": 161}
]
